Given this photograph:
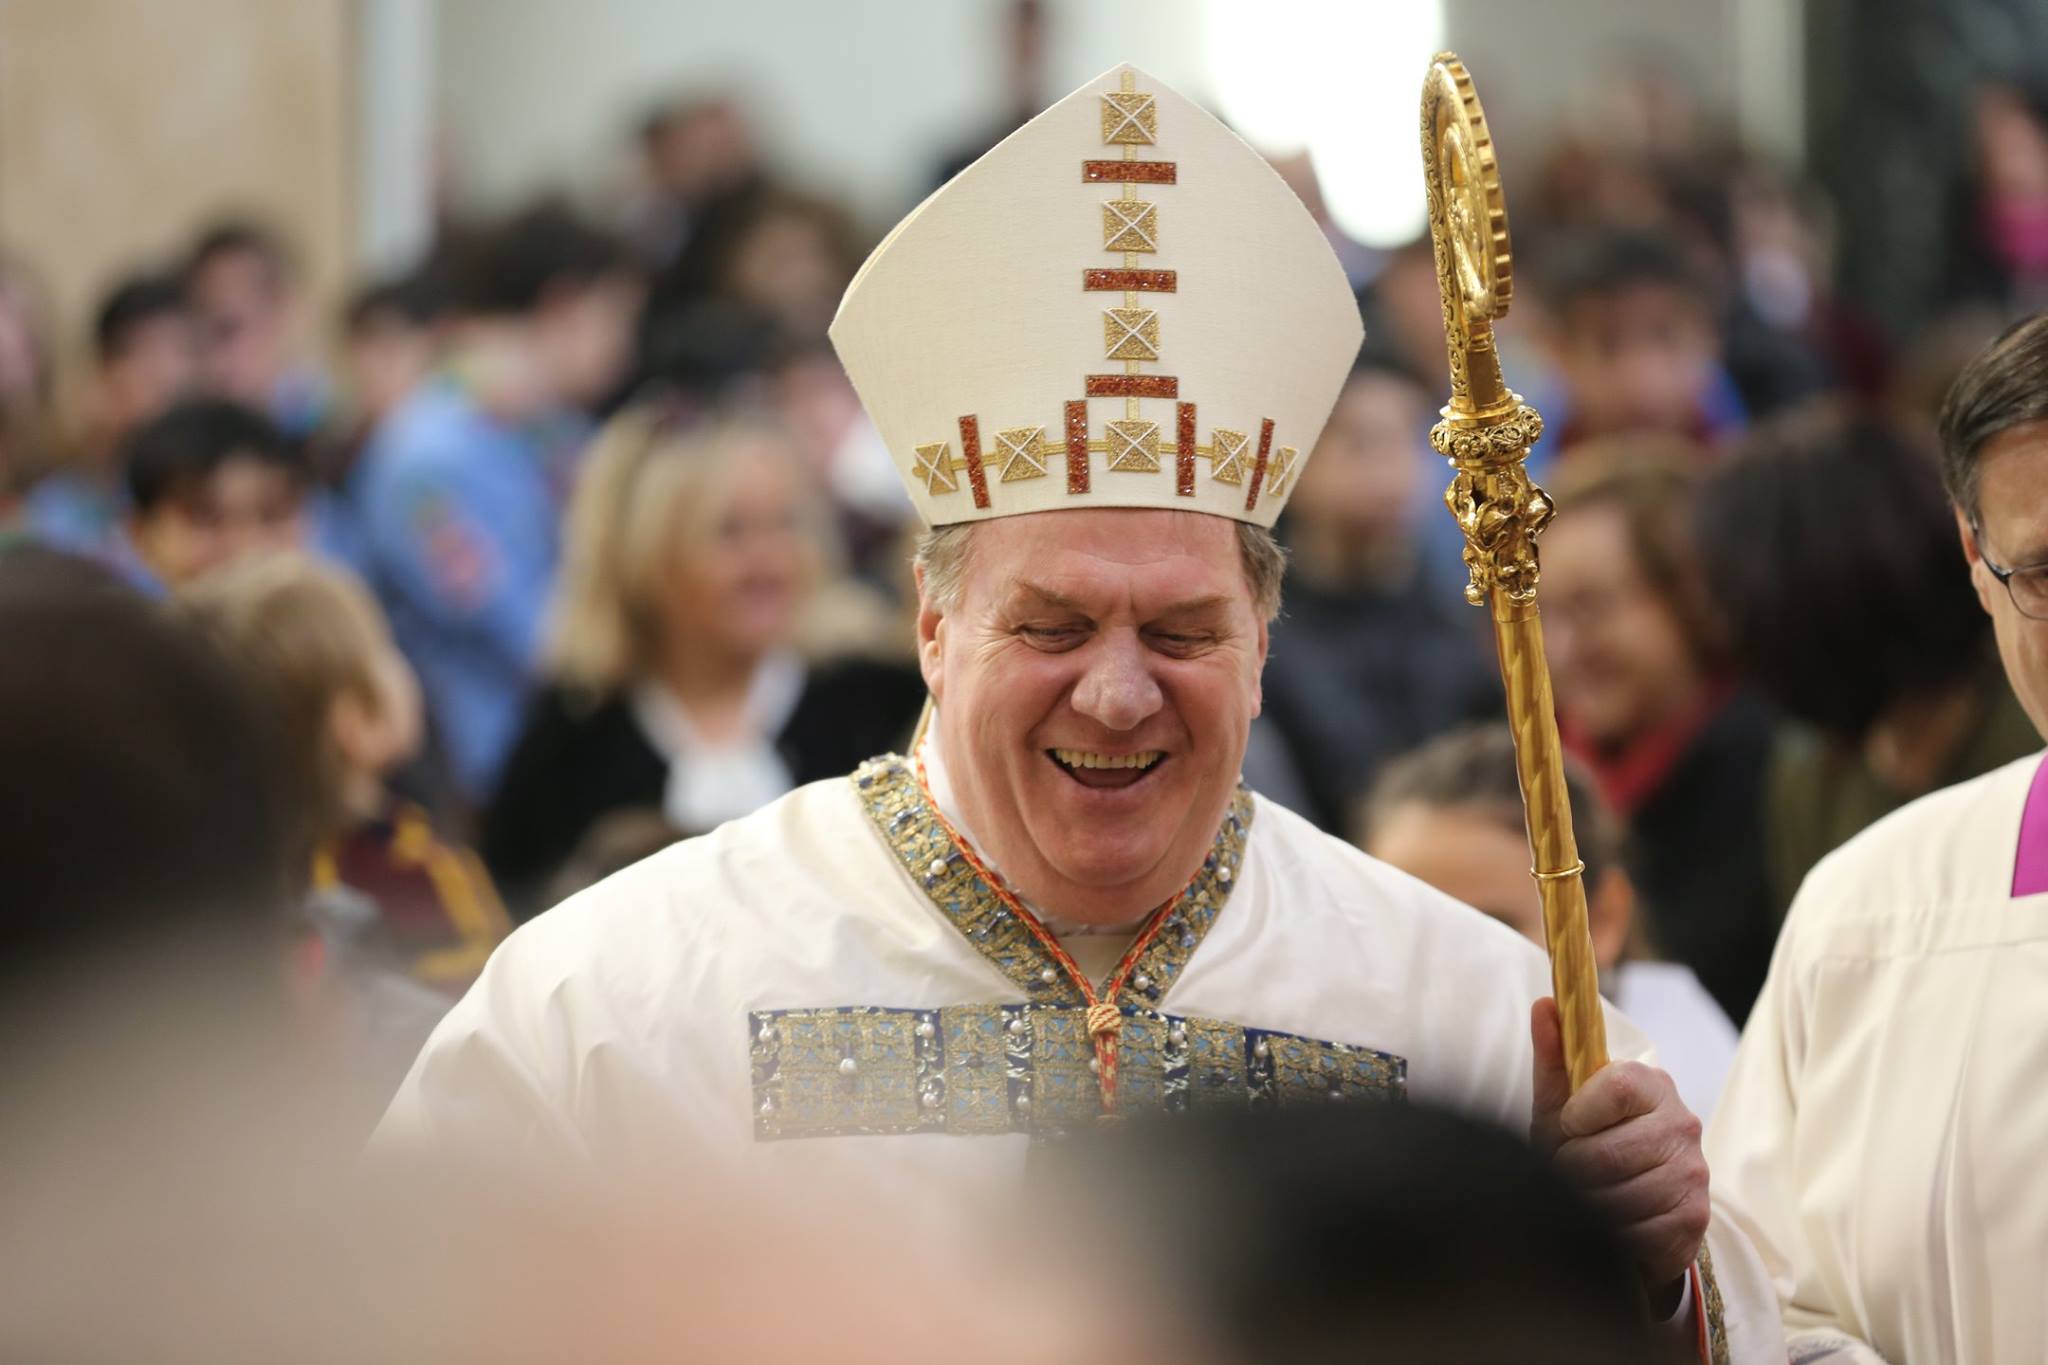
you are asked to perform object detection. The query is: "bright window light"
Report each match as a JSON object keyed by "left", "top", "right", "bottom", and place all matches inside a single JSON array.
[{"left": 1202, "top": 0, "right": 1446, "bottom": 248}]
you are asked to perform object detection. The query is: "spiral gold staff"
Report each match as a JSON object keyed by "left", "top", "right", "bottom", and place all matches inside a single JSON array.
[{"left": 1419, "top": 53, "right": 1609, "bottom": 1091}]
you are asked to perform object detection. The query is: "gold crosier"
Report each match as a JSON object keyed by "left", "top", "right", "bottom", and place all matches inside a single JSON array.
[{"left": 1420, "top": 54, "right": 1609, "bottom": 1091}]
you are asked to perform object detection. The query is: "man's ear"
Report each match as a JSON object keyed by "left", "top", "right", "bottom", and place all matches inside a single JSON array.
[
  {"left": 914, "top": 562, "right": 945, "bottom": 702},
  {"left": 1957, "top": 507, "right": 1997, "bottom": 616}
]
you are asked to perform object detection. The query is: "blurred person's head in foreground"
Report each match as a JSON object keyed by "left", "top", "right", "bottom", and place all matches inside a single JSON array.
[
  {"left": 0, "top": 546, "right": 295, "bottom": 995},
  {"left": 125, "top": 398, "right": 306, "bottom": 587},
  {"left": 1940, "top": 311, "right": 2048, "bottom": 741},
  {"left": 93, "top": 269, "right": 200, "bottom": 449},
  {"left": 1362, "top": 723, "right": 1633, "bottom": 975},
  {"left": 342, "top": 269, "right": 447, "bottom": 428},
  {"left": 1697, "top": 402, "right": 1990, "bottom": 747},
  {"left": 547, "top": 403, "right": 828, "bottom": 700},
  {"left": 443, "top": 203, "right": 642, "bottom": 414},
  {"left": 1065, "top": 1101, "right": 1649, "bottom": 1364},
  {"left": 181, "top": 552, "right": 423, "bottom": 847},
  {"left": 1540, "top": 228, "right": 1725, "bottom": 446},
  {"left": 1538, "top": 440, "right": 1729, "bottom": 754},
  {"left": 1282, "top": 352, "right": 1429, "bottom": 585},
  {"left": 185, "top": 218, "right": 312, "bottom": 411}
]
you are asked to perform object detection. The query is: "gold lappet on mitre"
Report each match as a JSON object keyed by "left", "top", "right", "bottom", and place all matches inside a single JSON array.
[{"left": 831, "top": 64, "right": 1363, "bottom": 529}]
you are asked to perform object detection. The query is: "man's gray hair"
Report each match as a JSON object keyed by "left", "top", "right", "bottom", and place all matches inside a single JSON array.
[
  {"left": 1937, "top": 310, "right": 2048, "bottom": 521},
  {"left": 914, "top": 519, "right": 1286, "bottom": 621}
]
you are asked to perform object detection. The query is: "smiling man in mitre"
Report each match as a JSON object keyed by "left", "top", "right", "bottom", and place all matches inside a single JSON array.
[{"left": 381, "top": 65, "right": 1778, "bottom": 1361}]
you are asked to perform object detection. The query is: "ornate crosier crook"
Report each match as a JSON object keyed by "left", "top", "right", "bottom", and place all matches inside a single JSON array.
[{"left": 1421, "top": 54, "right": 1609, "bottom": 1091}]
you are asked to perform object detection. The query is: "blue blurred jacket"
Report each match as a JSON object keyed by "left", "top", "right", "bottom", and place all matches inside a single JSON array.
[{"left": 357, "top": 379, "right": 562, "bottom": 800}]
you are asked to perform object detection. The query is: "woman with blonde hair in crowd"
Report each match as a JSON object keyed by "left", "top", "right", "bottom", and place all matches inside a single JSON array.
[{"left": 481, "top": 403, "right": 925, "bottom": 916}]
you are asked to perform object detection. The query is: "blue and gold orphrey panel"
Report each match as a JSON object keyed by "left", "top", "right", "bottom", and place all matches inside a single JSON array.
[{"left": 748, "top": 1003, "right": 1407, "bottom": 1141}]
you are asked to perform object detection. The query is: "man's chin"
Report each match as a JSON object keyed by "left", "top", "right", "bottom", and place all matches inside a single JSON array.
[{"left": 1024, "top": 812, "right": 1180, "bottom": 897}]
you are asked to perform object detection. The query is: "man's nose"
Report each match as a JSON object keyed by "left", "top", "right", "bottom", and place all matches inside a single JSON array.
[{"left": 1069, "top": 631, "right": 1164, "bottom": 732}]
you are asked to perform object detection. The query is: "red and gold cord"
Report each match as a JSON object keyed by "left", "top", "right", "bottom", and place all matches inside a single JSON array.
[{"left": 913, "top": 756, "right": 1186, "bottom": 1118}]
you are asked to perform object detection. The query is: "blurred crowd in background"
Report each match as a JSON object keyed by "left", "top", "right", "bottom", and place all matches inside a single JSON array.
[
  {"left": 4, "top": 0, "right": 2031, "bottom": 1105},
  {"left": 2, "top": 0, "right": 2044, "bottom": 1172}
]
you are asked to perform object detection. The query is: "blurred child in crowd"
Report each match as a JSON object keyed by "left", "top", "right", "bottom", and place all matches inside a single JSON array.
[
  {"left": 309, "top": 270, "right": 448, "bottom": 573},
  {"left": 1695, "top": 402, "right": 2037, "bottom": 909},
  {"left": 123, "top": 398, "right": 306, "bottom": 592},
  {"left": 1263, "top": 355, "right": 1498, "bottom": 831},
  {"left": 482, "top": 405, "right": 924, "bottom": 916},
  {"left": 1363, "top": 723, "right": 1736, "bottom": 1120},
  {"left": 1538, "top": 228, "right": 1744, "bottom": 453},
  {"left": 184, "top": 219, "right": 331, "bottom": 440},
  {"left": 23, "top": 272, "right": 198, "bottom": 554},
  {"left": 1538, "top": 443, "right": 1778, "bottom": 1022},
  {"left": 182, "top": 552, "right": 508, "bottom": 1002},
  {"left": 356, "top": 204, "right": 642, "bottom": 801}
]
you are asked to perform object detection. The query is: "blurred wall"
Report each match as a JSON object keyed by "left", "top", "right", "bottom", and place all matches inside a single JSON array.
[
  {"left": 434, "top": 0, "right": 1208, "bottom": 228},
  {"left": 1445, "top": 0, "right": 1742, "bottom": 170},
  {"left": 0, "top": 0, "right": 355, "bottom": 383},
  {"left": 435, "top": 0, "right": 1785, "bottom": 239}
]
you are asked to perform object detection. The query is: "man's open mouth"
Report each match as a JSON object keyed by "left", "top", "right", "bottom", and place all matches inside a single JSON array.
[{"left": 1047, "top": 747, "right": 1166, "bottom": 790}]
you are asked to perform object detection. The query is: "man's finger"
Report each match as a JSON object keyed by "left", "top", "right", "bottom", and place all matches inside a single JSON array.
[
  {"left": 1557, "top": 1059, "right": 1674, "bottom": 1140},
  {"left": 1528, "top": 996, "right": 1571, "bottom": 1155},
  {"left": 1551, "top": 1112, "right": 1695, "bottom": 1188}
]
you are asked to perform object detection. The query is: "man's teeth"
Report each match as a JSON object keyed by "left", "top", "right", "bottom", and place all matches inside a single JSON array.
[{"left": 1052, "top": 748, "right": 1162, "bottom": 771}]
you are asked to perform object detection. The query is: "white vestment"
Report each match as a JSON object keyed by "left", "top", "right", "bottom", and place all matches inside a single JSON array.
[
  {"left": 381, "top": 749, "right": 1779, "bottom": 1361},
  {"left": 1708, "top": 751, "right": 2048, "bottom": 1363}
]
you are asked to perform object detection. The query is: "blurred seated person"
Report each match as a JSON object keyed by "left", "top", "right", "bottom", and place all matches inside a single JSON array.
[
  {"left": 626, "top": 91, "right": 764, "bottom": 272},
  {"left": 1538, "top": 228, "right": 1745, "bottom": 454},
  {"left": 357, "top": 204, "right": 642, "bottom": 801},
  {"left": 183, "top": 551, "right": 510, "bottom": 998},
  {"left": 769, "top": 335, "right": 918, "bottom": 595},
  {"left": 1695, "top": 403, "right": 2037, "bottom": 911},
  {"left": 1541, "top": 443, "right": 1778, "bottom": 1022},
  {"left": 1945, "top": 75, "right": 2048, "bottom": 319},
  {"left": 653, "top": 186, "right": 860, "bottom": 345},
  {"left": 1362, "top": 723, "right": 1736, "bottom": 1120},
  {"left": 184, "top": 219, "right": 331, "bottom": 440},
  {"left": 23, "top": 271, "right": 198, "bottom": 556},
  {"left": 1262, "top": 355, "right": 1499, "bottom": 831},
  {"left": 309, "top": 270, "right": 449, "bottom": 574},
  {"left": 122, "top": 398, "right": 306, "bottom": 592},
  {"left": 481, "top": 405, "right": 926, "bottom": 916}
]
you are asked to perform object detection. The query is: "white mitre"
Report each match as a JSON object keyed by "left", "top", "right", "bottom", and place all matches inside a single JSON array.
[{"left": 831, "top": 64, "right": 1363, "bottom": 530}]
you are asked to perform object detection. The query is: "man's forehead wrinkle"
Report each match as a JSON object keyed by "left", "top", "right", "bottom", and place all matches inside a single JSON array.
[{"left": 1002, "top": 573, "right": 1237, "bottom": 622}]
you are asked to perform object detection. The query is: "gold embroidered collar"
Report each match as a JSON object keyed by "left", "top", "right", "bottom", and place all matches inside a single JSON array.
[{"left": 850, "top": 754, "right": 1253, "bottom": 1009}]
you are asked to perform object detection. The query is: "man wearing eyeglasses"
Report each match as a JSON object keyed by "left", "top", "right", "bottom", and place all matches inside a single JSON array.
[{"left": 1704, "top": 315, "right": 2048, "bottom": 1362}]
